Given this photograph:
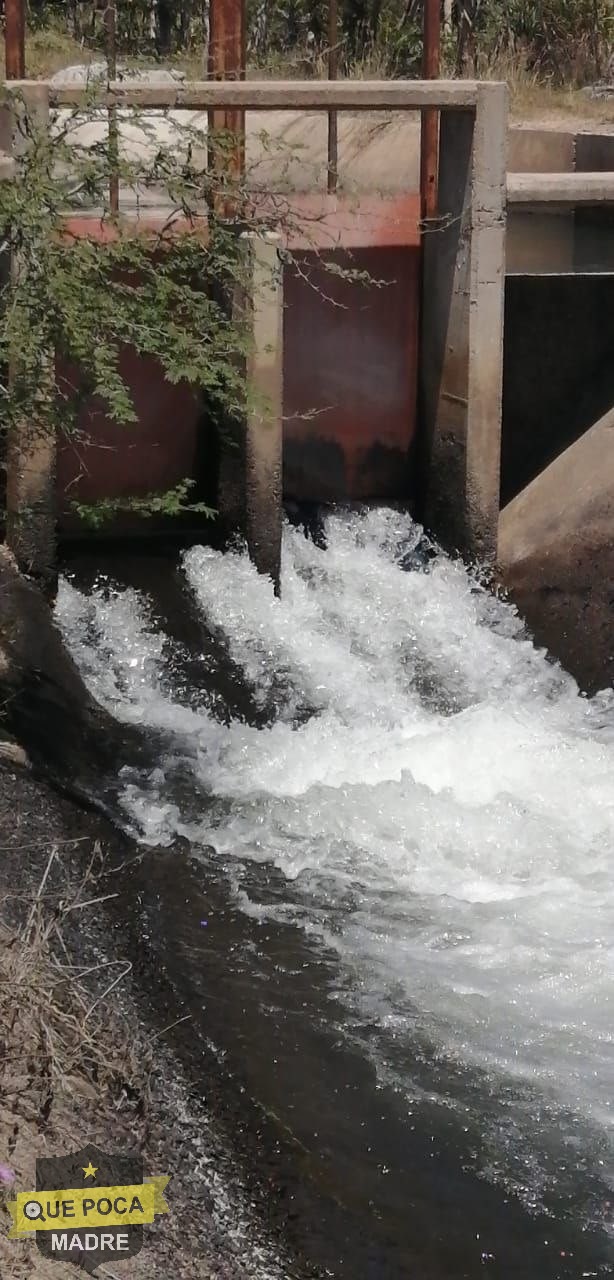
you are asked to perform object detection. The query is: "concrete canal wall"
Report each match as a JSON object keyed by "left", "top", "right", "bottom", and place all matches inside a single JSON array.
[
  {"left": 47, "top": 111, "right": 614, "bottom": 546},
  {"left": 496, "top": 126, "right": 614, "bottom": 691},
  {"left": 2, "top": 77, "right": 614, "bottom": 691},
  {"left": 499, "top": 405, "right": 614, "bottom": 693},
  {"left": 502, "top": 275, "right": 614, "bottom": 505}
]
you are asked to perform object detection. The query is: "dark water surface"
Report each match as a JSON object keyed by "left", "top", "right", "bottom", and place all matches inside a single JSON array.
[{"left": 59, "top": 527, "right": 614, "bottom": 1280}]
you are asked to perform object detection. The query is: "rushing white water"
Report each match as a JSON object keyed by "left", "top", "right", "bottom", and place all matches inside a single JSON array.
[{"left": 57, "top": 509, "right": 614, "bottom": 1210}]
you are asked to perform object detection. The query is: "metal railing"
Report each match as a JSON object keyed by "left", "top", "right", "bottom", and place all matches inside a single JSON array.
[
  {"left": 44, "top": 79, "right": 482, "bottom": 110},
  {"left": 3, "top": 79, "right": 614, "bottom": 212}
]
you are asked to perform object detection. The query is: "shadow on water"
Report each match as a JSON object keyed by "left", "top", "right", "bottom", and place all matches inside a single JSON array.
[{"left": 63, "top": 545, "right": 614, "bottom": 1280}]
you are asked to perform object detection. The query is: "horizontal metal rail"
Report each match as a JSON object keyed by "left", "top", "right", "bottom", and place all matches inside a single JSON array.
[
  {"left": 508, "top": 171, "right": 614, "bottom": 204},
  {"left": 38, "top": 78, "right": 483, "bottom": 112}
]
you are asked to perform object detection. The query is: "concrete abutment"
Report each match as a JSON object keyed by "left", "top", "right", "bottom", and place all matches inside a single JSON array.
[
  {"left": 421, "top": 82, "right": 507, "bottom": 564},
  {"left": 3, "top": 75, "right": 614, "bottom": 656},
  {"left": 217, "top": 232, "right": 283, "bottom": 590}
]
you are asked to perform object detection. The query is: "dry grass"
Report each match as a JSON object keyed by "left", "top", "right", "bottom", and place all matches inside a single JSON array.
[
  {"left": 0, "top": 773, "right": 219, "bottom": 1280},
  {"left": 12, "top": 21, "right": 614, "bottom": 132},
  {"left": 24, "top": 27, "right": 93, "bottom": 80},
  {"left": 471, "top": 49, "right": 614, "bottom": 126},
  {"left": 0, "top": 843, "right": 154, "bottom": 1276},
  {"left": 19, "top": 22, "right": 205, "bottom": 80},
  {"left": 0, "top": 843, "right": 152, "bottom": 1123}
]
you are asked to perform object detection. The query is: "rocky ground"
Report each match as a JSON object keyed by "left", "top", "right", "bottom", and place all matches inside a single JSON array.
[{"left": 0, "top": 761, "right": 254, "bottom": 1280}]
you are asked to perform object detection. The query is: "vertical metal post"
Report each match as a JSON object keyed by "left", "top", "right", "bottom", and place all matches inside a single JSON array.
[
  {"left": 104, "top": 0, "right": 120, "bottom": 215},
  {"left": 420, "top": 0, "right": 440, "bottom": 219},
  {"left": 327, "top": 0, "right": 338, "bottom": 194},
  {"left": 4, "top": 0, "right": 25, "bottom": 80},
  {"left": 208, "top": 0, "right": 246, "bottom": 190}
]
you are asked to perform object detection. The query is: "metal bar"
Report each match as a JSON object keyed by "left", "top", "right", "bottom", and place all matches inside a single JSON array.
[
  {"left": 507, "top": 171, "right": 614, "bottom": 204},
  {"left": 208, "top": 0, "right": 246, "bottom": 179},
  {"left": 327, "top": 0, "right": 338, "bottom": 194},
  {"left": 4, "top": 0, "right": 25, "bottom": 79},
  {"left": 46, "top": 79, "right": 482, "bottom": 111},
  {"left": 420, "top": 0, "right": 440, "bottom": 219},
  {"left": 104, "top": 0, "right": 119, "bottom": 215}
]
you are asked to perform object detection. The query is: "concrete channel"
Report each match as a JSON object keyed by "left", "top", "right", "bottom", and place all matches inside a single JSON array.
[
  {"left": 1, "top": 76, "right": 614, "bottom": 684},
  {"left": 3, "top": 66, "right": 614, "bottom": 1280}
]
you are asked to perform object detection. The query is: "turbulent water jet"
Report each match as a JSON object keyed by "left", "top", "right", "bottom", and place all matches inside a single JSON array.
[
  {"left": 56, "top": 509, "right": 614, "bottom": 1250},
  {"left": 0, "top": 545, "right": 166, "bottom": 806}
]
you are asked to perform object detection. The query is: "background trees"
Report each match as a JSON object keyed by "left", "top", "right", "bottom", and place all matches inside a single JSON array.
[{"left": 16, "top": 0, "right": 614, "bottom": 85}]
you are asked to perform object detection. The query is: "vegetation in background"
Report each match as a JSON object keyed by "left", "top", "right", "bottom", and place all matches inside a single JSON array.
[
  {"left": 0, "top": 3, "right": 607, "bottom": 534},
  {"left": 453, "top": 0, "right": 612, "bottom": 84},
  {"left": 20, "top": 0, "right": 614, "bottom": 86},
  {"left": 0, "top": 93, "right": 272, "bottom": 524},
  {"left": 0, "top": 3, "right": 609, "bottom": 527},
  {"left": 0, "top": 87, "right": 373, "bottom": 526}
]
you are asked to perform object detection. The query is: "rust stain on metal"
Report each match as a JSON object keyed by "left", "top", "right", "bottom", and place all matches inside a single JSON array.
[
  {"left": 60, "top": 213, "right": 210, "bottom": 244},
  {"left": 104, "top": 0, "right": 120, "bottom": 215},
  {"left": 327, "top": 0, "right": 339, "bottom": 194},
  {"left": 420, "top": 0, "right": 440, "bottom": 219},
  {"left": 208, "top": 0, "right": 246, "bottom": 199},
  {"left": 56, "top": 215, "right": 203, "bottom": 528},
  {"left": 57, "top": 203, "right": 420, "bottom": 520},
  {"left": 277, "top": 192, "right": 421, "bottom": 250},
  {"left": 284, "top": 245, "right": 420, "bottom": 501},
  {"left": 56, "top": 347, "right": 202, "bottom": 530},
  {"left": 4, "top": 0, "right": 25, "bottom": 79},
  {"left": 63, "top": 194, "right": 420, "bottom": 253}
]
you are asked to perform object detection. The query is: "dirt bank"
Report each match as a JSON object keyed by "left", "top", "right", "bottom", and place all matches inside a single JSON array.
[{"left": 0, "top": 760, "right": 272, "bottom": 1280}]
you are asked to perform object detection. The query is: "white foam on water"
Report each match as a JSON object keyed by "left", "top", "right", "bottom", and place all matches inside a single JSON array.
[{"left": 57, "top": 509, "right": 614, "bottom": 1202}]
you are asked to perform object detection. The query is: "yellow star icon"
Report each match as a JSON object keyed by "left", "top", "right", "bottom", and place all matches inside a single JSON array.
[{"left": 82, "top": 1162, "right": 97, "bottom": 1179}]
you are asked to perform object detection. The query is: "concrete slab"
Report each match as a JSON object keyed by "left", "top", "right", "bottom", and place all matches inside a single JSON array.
[
  {"left": 499, "top": 404, "right": 614, "bottom": 692},
  {"left": 507, "top": 126, "right": 575, "bottom": 173}
]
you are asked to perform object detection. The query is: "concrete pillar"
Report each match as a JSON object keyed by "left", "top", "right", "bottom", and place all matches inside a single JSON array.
[
  {"left": 4, "top": 83, "right": 57, "bottom": 594},
  {"left": 218, "top": 232, "right": 283, "bottom": 590},
  {"left": 420, "top": 82, "right": 507, "bottom": 563}
]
